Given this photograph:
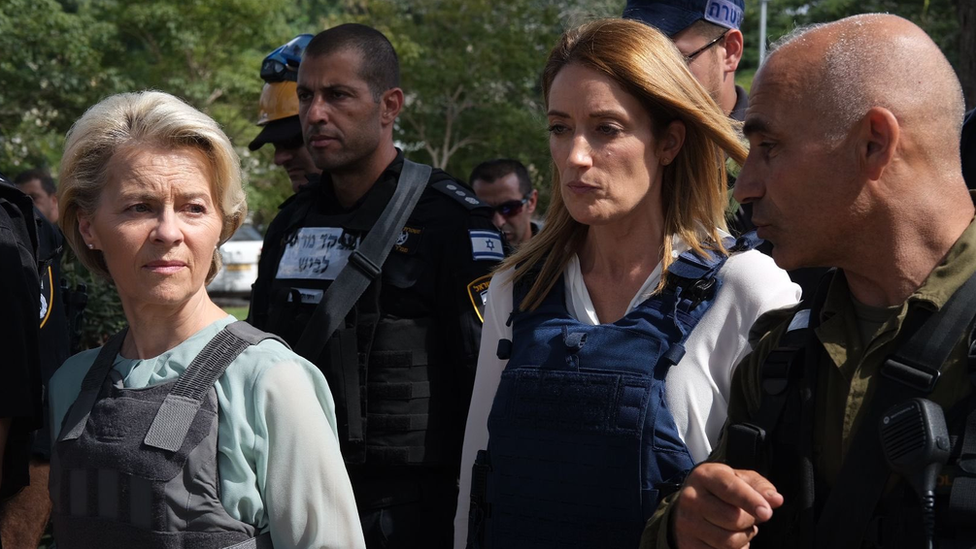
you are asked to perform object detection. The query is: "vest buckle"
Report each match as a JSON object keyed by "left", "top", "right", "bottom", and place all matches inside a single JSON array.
[{"left": 881, "top": 357, "right": 940, "bottom": 394}]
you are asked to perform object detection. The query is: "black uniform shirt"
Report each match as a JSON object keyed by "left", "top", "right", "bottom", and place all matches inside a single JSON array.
[
  {"left": 249, "top": 151, "right": 502, "bottom": 472},
  {"left": 0, "top": 177, "right": 42, "bottom": 498}
]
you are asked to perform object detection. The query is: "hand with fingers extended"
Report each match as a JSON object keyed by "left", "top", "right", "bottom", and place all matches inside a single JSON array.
[{"left": 671, "top": 462, "right": 784, "bottom": 549}]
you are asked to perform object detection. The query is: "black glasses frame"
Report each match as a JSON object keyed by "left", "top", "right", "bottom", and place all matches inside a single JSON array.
[{"left": 682, "top": 30, "right": 729, "bottom": 64}]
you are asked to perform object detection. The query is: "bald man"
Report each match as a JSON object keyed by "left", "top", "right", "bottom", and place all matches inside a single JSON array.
[{"left": 639, "top": 14, "right": 976, "bottom": 549}]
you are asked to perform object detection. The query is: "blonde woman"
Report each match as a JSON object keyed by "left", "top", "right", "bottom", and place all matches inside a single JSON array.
[
  {"left": 456, "top": 20, "right": 800, "bottom": 548},
  {"left": 49, "top": 91, "right": 365, "bottom": 549}
]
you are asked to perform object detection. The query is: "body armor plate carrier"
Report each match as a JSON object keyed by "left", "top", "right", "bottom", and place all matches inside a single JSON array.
[
  {"left": 468, "top": 235, "right": 758, "bottom": 548},
  {"left": 50, "top": 322, "right": 278, "bottom": 549}
]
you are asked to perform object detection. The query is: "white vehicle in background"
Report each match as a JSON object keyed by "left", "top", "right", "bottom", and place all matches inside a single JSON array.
[{"left": 207, "top": 224, "right": 263, "bottom": 296}]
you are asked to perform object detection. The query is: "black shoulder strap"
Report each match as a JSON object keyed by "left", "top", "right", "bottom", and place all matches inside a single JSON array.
[
  {"left": 814, "top": 268, "right": 976, "bottom": 548},
  {"left": 724, "top": 275, "right": 828, "bottom": 472},
  {"left": 57, "top": 329, "right": 128, "bottom": 442},
  {"left": 294, "top": 160, "right": 431, "bottom": 360},
  {"left": 142, "top": 321, "right": 286, "bottom": 452}
]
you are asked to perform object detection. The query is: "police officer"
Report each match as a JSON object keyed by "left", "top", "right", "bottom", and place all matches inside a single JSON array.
[
  {"left": 248, "top": 34, "right": 322, "bottom": 193},
  {"left": 641, "top": 15, "right": 976, "bottom": 549},
  {"left": 247, "top": 23, "right": 503, "bottom": 548},
  {"left": 0, "top": 170, "right": 70, "bottom": 547},
  {"left": 0, "top": 172, "right": 43, "bottom": 549}
]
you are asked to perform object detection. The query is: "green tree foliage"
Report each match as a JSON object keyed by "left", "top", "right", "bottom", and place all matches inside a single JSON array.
[
  {"left": 320, "top": 0, "right": 616, "bottom": 207},
  {"left": 739, "top": 0, "right": 963, "bottom": 91},
  {"left": 5, "top": 0, "right": 966, "bottom": 347}
]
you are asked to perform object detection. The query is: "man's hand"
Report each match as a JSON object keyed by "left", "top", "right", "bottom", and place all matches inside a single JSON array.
[{"left": 672, "top": 463, "right": 783, "bottom": 549}]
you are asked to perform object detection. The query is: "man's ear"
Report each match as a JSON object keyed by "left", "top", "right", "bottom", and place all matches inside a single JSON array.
[
  {"left": 380, "top": 88, "right": 404, "bottom": 125},
  {"left": 722, "top": 29, "right": 744, "bottom": 72},
  {"left": 858, "top": 107, "right": 900, "bottom": 181},
  {"left": 525, "top": 189, "right": 538, "bottom": 214}
]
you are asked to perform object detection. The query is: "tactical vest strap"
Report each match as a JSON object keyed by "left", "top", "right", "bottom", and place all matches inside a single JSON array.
[
  {"left": 143, "top": 322, "right": 283, "bottom": 452},
  {"left": 726, "top": 313, "right": 811, "bottom": 471},
  {"left": 224, "top": 531, "right": 274, "bottom": 549},
  {"left": 815, "top": 268, "right": 976, "bottom": 549},
  {"left": 58, "top": 330, "right": 128, "bottom": 442},
  {"left": 294, "top": 160, "right": 431, "bottom": 360}
]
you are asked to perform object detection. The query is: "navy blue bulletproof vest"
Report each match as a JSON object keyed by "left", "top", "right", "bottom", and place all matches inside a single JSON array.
[{"left": 470, "top": 237, "right": 756, "bottom": 549}]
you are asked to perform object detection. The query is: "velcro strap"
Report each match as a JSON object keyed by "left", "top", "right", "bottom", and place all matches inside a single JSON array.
[
  {"left": 143, "top": 395, "right": 204, "bottom": 452},
  {"left": 225, "top": 532, "right": 274, "bottom": 549},
  {"left": 661, "top": 343, "right": 686, "bottom": 366},
  {"left": 761, "top": 348, "right": 795, "bottom": 395},
  {"left": 948, "top": 476, "right": 976, "bottom": 526},
  {"left": 725, "top": 422, "right": 767, "bottom": 470},
  {"left": 369, "top": 381, "right": 430, "bottom": 400},
  {"left": 366, "top": 445, "right": 427, "bottom": 464},
  {"left": 497, "top": 339, "right": 513, "bottom": 360},
  {"left": 367, "top": 413, "right": 429, "bottom": 432},
  {"left": 369, "top": 350, "right": 427, "bottom": 369},
  {"left": 881, "top": 357, "right": 941, "bottom": 393}
]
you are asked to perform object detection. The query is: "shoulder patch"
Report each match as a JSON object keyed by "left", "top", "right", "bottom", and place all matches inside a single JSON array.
[
  {"left": 467, "top": 274, "right": 493, "bottom": 323},
  {"left": 469, "top": 230, "right": 505, "bottom": 262},
  {"left": 747, "top": 303, "right": 804, "bottom": 348},
  {"left": 432, "top": 180, "right": 490, "bottom": 210}
]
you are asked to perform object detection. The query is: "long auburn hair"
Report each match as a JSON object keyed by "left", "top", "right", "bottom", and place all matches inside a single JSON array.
[{"left": 503, "top": 18, "right": 748, "bottom": 311}]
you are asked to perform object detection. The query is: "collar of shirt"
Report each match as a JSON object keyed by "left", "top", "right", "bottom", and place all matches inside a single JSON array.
[
  {"left": 815, "top": 191, "right": 976, "bottom": 370},
  {"left": 315, "top": 149, "right": 407, "bottom": 233},
  {"left": 730, "top": 85, "right": 749, "bottom": 123}
]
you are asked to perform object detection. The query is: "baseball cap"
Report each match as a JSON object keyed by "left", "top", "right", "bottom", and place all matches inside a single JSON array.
[
  {"left": 622, "top": 0, "right": 745, "bottom": 37},
  {"left": 248, "top": 116, "right": 302, "bottom": 151}
]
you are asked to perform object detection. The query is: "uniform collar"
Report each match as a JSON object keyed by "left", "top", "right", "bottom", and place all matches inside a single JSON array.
[
  {"left": 816, "top": 191, "right": 976, "bottom": 369},
  {"left": 316, "top": 149, "right": 407, "bottom": 233},
  {"left": 730, "top": 85, "right": 749, "bottom": 122}
]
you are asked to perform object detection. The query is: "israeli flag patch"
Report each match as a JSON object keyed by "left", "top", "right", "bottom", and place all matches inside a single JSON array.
[{"left": 469, "top": 230, "right": 504, "bottom": 261}]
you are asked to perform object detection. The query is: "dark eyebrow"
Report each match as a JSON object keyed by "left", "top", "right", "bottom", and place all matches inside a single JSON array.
[
  {"left": 547, "top": 109, "right": 570, "bottom": 118},
  {"left": 742, "top": 118, "right": 769, "bottom": 138}
]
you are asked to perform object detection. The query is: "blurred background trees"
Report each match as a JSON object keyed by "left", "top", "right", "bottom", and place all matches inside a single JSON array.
[
  {"left": 1, "top": 0, "right": 970, "bottom": 346},
  {"left": 2, "top": 0, "right": 971, "bottom": 224}
]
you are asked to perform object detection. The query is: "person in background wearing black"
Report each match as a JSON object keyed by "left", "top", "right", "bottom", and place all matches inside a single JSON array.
[
  {"left": 0, "top": 171, "right": 43, "bottom": 549},
  {"left": 470, "top": 159, "right": 539, "bottom": 248},
  {"left": 248, "top": 34, "right": 322, "bottom": 194},
  {"left": 0, "top": 170, "right": 71, "bottom": 548}
]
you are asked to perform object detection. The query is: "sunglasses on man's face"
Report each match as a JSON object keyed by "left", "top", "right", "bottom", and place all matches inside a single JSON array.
[{"left": 493, "top": 195, "right": 531, "bottom": 218}]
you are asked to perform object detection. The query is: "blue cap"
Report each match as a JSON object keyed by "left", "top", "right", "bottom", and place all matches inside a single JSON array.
[{"left": 622, "top": 0, "right": 744, "bottom": 37}]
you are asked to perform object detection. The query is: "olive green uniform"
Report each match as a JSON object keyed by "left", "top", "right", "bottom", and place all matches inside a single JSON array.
[{"left": 641, "top": 205, "right": 976, "bottom": 548}]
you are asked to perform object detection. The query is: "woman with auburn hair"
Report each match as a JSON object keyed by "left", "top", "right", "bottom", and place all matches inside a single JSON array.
[
  {"left": 49, "top": 91, "right": 365, "bottom": 549},
  {"left": 456, "top": 19, "right": 800, "bottom": 548}
]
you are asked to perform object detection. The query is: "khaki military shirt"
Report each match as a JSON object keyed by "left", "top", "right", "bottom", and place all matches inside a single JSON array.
[{"left": 642, "top": 207, "right": 976, "bottom": 549}]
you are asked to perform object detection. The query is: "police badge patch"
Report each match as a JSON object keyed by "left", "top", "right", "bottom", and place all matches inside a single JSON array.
[
  {"left": 466, "top": 274, "right": 492, "bottom": 323},
  {"left": 393, "top": 225, "right": 423, "bottom": 255}
]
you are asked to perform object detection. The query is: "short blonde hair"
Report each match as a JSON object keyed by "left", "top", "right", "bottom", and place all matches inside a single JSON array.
[
  {"left": 507, "top": 19, "right": 748, "bottom": 310},
  {"left": 58, "top": 91, "right": 246, "bottom": 283}
]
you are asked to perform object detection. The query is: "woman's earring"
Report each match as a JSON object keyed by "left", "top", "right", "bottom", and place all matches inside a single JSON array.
[{"left": 88, "top": 243, "right": 94, "bottom": 250}]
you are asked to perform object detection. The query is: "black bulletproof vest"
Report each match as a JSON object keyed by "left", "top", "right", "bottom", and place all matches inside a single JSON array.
[
  {"left": 50, "top": 322, "right": 278, "bottom": 549},
  {"left": 262, "top": 199, "right": 450, "bottom": 468}
]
